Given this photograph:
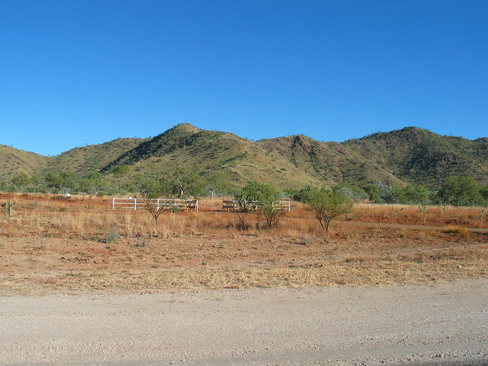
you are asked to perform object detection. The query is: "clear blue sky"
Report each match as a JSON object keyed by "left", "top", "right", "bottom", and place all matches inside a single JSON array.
[{"left": 1, "top": 0, "right": 487, "bottom": 156}]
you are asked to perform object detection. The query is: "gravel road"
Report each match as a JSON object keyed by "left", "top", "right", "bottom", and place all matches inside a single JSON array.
[{"left": 1, "top": 279, "right": 487, "bottom": 366}]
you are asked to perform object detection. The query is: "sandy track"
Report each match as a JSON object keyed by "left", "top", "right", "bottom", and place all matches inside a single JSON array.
[{"left": 1, "top": 279, "right": 487, "bottom": 366}]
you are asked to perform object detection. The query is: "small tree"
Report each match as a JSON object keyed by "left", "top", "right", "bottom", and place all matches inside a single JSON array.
[
  {"left": 305, "top": 189, "right": 354, "bottom": 237},
  {"left": 143, "top": 197, "right": 170, "bottom": 232},
  {"left": 233, "top": 190, "right": 256, "bottom": 230},
  {"left": 135, "top": 175, "right": 170, "bottom": 232},
  {"left": 236, "top": 182, "right": 286, "bottom": 229}
]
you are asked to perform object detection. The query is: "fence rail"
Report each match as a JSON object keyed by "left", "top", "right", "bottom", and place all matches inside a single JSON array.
[
  {"left": 112, "top": 198, "right": 198, "bottom": 211},
  {"left": 222, "top": 200, "right": 291, "bottom": 211}
]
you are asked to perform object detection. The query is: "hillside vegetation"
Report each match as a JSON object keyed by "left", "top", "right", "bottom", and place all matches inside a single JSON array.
[
  {"left": 1, "top": 124, "right": 488, "bottom": 195},
  {"left": 0, "top": 145, "right": 49, "bottom": 181},
  {"left": 343, "top": 127, "right": 488, "bottom": 187}
]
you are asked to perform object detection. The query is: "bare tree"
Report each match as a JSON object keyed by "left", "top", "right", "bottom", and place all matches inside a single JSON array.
[
  {"left": 142, "top": 198, "right": 170, "bottom": 231},
  {"left": 136, "top": 175, "right": 169, "bottom": 232}
]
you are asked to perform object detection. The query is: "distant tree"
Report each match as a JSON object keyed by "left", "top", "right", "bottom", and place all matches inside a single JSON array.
[
  {"left": 375, "top": 181, "right": 396, "bottom": 204},
  {"left": 78, "top": 172, "right": 107, "bottom": 195},
  {"left": 132, "top": 174, "right": 165, "bottom": 198},
  {"left": 332, "top": 182, "right": 368, "bottom": 202},
  {"left": 480, "top": 185, "right": 488, "bottom": 202},
  {"left": 305, "top": 189, "right": 354, "bottom": 237},
  {"left": 166, "top": 167, "right": 207, "bottom": 198},
  {"left": 44, "top": 171, "right": 78, "bottom": 193},
  {"left": 202, "top": 170, "right": 230, "bottom": 198},
  {"left": 0, "top": 181, "right": 9, "bottom": 192},
  {"left": 393, "top": 184, "right": 432, "bottom": 205},
  {"left": 112, "top": 165, "right": 130, "bottom": 178},
  {"left": 289, "top": 185, "right": 314, "bottom": 202},
  {"left": 11, "top": 173, "right": 32, "bottom": 190},
  {"left": 363, "top": 184, "right": 382, "bottom": 203},
  {"left": 437, "top": 176, "right": 485, "bottom": 206}
]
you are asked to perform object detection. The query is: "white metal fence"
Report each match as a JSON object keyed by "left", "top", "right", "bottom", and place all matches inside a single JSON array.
[
  {"left": 222, "top": 200, "right": 291, "bottom": 211},
  {"left": 112, "top": 198, "right": 198, "bottom": 211}
]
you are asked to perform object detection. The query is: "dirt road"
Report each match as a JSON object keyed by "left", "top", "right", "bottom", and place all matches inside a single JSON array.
[{"left": 1, "top": 279, "right": 487, "bottom": 365}]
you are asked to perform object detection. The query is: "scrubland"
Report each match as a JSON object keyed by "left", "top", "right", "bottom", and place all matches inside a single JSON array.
[{"left": 0, "top": 193, "right": 487, "bottom": 295}]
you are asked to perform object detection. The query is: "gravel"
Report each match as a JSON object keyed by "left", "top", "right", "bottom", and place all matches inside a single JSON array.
[{"left": 1, "top": 279, "right": 487, "bottom": 365}]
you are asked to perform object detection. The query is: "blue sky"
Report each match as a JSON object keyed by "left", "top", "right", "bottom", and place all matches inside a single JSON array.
[{"left": 1, "top": 0, "right": 487, "bottom": 156}]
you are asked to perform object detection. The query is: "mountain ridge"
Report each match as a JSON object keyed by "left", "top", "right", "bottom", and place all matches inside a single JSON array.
[{"left": 1, "top": 124, "right": 487, "bottom": 190}]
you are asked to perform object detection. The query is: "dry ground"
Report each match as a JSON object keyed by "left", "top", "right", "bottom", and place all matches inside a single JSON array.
[{"left": 0, "top": 194, "right": 487, "bottom": 296}]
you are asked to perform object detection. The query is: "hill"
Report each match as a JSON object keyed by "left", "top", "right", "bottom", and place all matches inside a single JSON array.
[
  {"left": 0, "top": 145, "right": 49, "bottom": 181},
  {"left": 256, "top": 134, "right": 405, "bottom": 187},
  {"left": 101, "top": 123, "right": 322, "bottom": 190},
  {"left": 1, "top": 124, "right": 487, "bottom": 191},
  {"left": 46, "top": 138, "right": 148, "bottom": 175},
  {"left": 342, "top": 127, "right": 488, "bottom": 187}
]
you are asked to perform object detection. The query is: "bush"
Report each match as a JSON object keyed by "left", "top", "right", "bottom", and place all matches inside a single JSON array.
[
  {"left": 235, "top": 181, "right": 286, "bottom": 229},
  {"left": 305, "top": 189, "right": 354, "bottom": 237}
]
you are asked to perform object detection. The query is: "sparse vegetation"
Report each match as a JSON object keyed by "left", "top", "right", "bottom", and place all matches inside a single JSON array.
[
  {"left": 3, "top": 200, "right": 16, "bottom": 219},
  {"left": 235, "top": 181, "right": 287, "bottom": 229},
  {"left": 0, "top": 193, "right": 486, "bottom": 294},
  {"left": 2, "top": 125, "right": 488, "bottom": 197},
  {"left": 304, "top": 189, "right": 354, "bottom": 237}
]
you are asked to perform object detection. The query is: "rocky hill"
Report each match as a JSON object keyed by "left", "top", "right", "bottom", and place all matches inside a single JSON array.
[
  {"left": 342, "top": 127, "right": 488, "bottom": 187},
  {"left": 1, "top": 124, "right": 487, "bottom": 190}
]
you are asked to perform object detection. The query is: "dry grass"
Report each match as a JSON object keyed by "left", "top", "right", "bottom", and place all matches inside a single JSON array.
[
  {"left": 0, "top": 193, "right": 487, "bottom": 295},
  {"left": 354, "top": 203, "right": 488, "bottom": 228}
]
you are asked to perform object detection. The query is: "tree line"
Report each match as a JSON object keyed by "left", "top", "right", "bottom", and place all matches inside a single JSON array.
[
  {"left": 1, "top": 166, "right": 228, "bottom": 198},
  {"left": 288, "top": 176, "right": 488, "bottom": 207},
  {"left": 2, "top": 168, "right": 488, "bottom": 208}
]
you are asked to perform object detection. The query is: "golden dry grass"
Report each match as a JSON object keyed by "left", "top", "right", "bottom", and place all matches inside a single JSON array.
[{"left": 0, "top": 193, "right": 487, "bottom": 295}]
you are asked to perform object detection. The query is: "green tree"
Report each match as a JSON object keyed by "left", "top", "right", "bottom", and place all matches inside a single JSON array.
[
  {"left": 132, "top": 174, "right": 165, "bottom": 198},
  {"left": 437, "top": 176, "right": 485, "bottom": 206},
  {"left": 202, "top": 170, "right": 230, "bottom": 198},
  {"left": 11, "top": 173, "right": 32, "bottom": 191},
  {"left": 78, "top": 172, "right": 107, "bottom": 195},
  {"left": 166, "top": 167, "right": 207, "bottom": 198},
  {"left": 371, "top": 182, "right": 396, "bottom": 203},
  {"left": 289, "top": 185, "right": 314, "bottom": 202},
  {"left": 236, "top": 181, "right": 286, "bottom": 229},
  {"left": 44, "top": 171, "right": 78, "bottom": 193},
  {"left": 305, "top": 189, "right": 354, "bottom": 237},
  {"left": 333, "top": 182, "right": 368, "bottom": 202},
  {"left": 393, "top": 184, "right": 432, "bottom": 205},
  {"left": 480, "top": 185, "right": 488, "bottom": 202},
  {"left": 363, "top": 184, "right": 382, "bottom": 203},
  {"left": 0, "top": 181, "right": 9, "bottom": 192},
  {"left": 233, "top": 188, "right": 257, "bottom": 230},
  {"left": 112, "top": 165, "right": 130, "bottom": 178}
]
